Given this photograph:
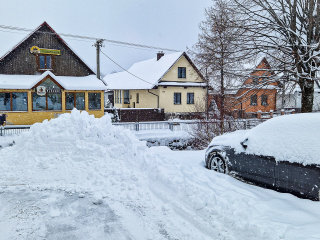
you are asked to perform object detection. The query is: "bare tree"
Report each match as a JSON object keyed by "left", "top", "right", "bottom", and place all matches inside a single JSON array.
[
  {"left": 190, "top": 0, "right": 252, "bottom": 133},
  {"left": 232, "top": 0, "right": 320, "bottom": 112}
]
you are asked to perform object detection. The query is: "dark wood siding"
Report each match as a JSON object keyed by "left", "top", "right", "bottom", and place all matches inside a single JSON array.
[{"left": 0, "top": 24, "right": 94, "bottom": 76}]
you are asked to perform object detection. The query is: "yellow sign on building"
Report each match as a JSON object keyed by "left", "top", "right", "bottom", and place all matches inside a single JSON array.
[{"left": 30, "top": 46, "right": 61, "bottom": 55}]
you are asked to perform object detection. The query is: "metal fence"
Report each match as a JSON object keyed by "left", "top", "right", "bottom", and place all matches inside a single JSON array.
[
  {"left": 0, "top": 119, "right": 265, "bottom": 136},
  {"left": 0, "top": 126, "right": 31, "bottom": 136},
  {"left": 113, "top": 119, "right": 265, "bottom": 132}
]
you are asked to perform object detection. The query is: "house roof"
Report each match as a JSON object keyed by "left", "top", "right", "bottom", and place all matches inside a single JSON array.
[
  {"left": 103, "top": 52, "right": 206, "bottom": 90},
  {"left": 0, "top": 22, "right": 95, "bottom": 75},
  {"left": 0, "top": 71, "right": 107, "bottom": 90}
]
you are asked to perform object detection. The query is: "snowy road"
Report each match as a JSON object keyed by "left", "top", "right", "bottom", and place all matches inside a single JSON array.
[{"left": 0, "top": 111, "right": 320, "bottom": 240}]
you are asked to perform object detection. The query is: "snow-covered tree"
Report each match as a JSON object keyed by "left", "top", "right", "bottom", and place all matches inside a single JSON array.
[
  {"left": 233, "top": 0, "right": 320, "bottom": 112},
  {"left": 190, "top": 0, "right": 252, "bottom": 132}
]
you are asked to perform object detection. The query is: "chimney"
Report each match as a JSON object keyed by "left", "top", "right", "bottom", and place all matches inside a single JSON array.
[{"left": 157, "top": 51, "right": 165, "bottom": 61}]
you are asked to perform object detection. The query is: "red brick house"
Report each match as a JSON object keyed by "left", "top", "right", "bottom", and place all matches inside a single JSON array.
[{"left": 208, "top": 58, "right": 278, "bottom": 118}]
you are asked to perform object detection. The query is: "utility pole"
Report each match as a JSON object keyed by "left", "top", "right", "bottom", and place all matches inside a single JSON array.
[
  {"left": 94, "top": 39, "right": 104, "bottom": 79},
  {"left": 205, "top": 68, "right": 209, "bottom": 121}
]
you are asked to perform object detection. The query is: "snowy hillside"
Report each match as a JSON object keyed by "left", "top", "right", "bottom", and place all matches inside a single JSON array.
[{"left": 0, "top": 110, "right": 320, "bottom": 239}]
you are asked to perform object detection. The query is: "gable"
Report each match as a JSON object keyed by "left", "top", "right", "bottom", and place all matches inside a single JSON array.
[
  {"left": 160, "top": 55, "right": 205, "bottom": 83},
  {"left": 243, "top": 58, "right": 277, "bottom": 86},
  {"left": 0, "top": 22, "right": 94, "bottom": 76}
]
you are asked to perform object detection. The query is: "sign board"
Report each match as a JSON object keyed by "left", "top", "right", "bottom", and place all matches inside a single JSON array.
[
  {"left": 37, "top": 86, "right": 46, "bottom": 96},
  {"left": 30, "top": 46, "right": 61, "bottom": 55},
  {"left": 30, "top": 46, "right": 40, "bottom": 54},
  {"left": 40, "top": 48, "right": 61, "bottom": 55}
]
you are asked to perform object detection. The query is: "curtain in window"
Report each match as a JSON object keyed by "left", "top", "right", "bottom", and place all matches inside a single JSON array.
[{"left": 174, "top": 93, "right": 181, "bottom": 104}]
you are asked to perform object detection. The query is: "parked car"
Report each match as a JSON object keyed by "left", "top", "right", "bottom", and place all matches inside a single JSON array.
[{"left": 205, "top": 113, "right": 320, "bottom": 200}]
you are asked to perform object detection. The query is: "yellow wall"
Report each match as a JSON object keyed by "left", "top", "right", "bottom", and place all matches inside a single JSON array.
[
  {"left": 112, "top": 55, "right": 207, "bottom": 113},
  {"left": 161, "top": 56, "right": 204, "bottom": 83},
  {"left": 114, "top": 89, "right": 159, "bottom": 109},
  {"left": 0, "top": 89, "right": 104, "bottom": 125},
  {"left": 113, "top": 87, "right": 206, "bottom": 113},
  {"left": 158, "top": 86, "right": 206, "bottom": 113}
]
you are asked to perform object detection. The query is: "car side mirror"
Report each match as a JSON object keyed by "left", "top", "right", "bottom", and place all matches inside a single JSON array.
[{"left": 241, "top": 138, "right": 248, "bottom": 150}]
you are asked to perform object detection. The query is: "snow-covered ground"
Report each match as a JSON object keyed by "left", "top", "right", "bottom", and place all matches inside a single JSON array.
[{"left": 0, "top": 110, "right": 320, "bottom": 240}]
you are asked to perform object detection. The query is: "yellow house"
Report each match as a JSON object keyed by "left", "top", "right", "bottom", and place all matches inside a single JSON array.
[
  {"left": 0, "top": 22, "right": 107, "bottom": 125},
  {"left": 103, "top": 52, "right": 207, "bottom": 113}
]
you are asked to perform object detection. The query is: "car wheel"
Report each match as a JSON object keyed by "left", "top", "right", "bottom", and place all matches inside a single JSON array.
[{"left": 209, "top": 155, "right": 226, "bottom": 173}]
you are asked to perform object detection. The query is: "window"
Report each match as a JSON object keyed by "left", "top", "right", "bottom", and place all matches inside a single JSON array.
[
  {"left": 136, "top": 93, "right": 139, "bottom": 104},
  {"left": 88, "top": 93, "right": 101, "bottom": 110},
  {"left": 0, "top": 92, "right": 28, "bottom": 111},
  {"left": 178, "top": 67, "right": 186, "bottom": 78},
  {"left": 66, "top": 92, "right": 85, "bottom": 110},
  {"left": 33, "top": 93, "right": 62, "bottom": 110},
  {"left": 261, "top": 95, "right": 268, "bottom": 106},
  {"left": 115, "top": 90, "right": 122, "bottom": 104},
  {"left": 174, "top": 92, "right": 181, "bottom": 105},
  {"left": 33, "top": 78, "right": 62, "bottom": 111},
  {"left": 39, "top": 55, "right": 52, "bottom": 69},
  {"left": 124, "top": 90, "right": 130, "bottom": 104},
  {"left": 252, "top": 76, "right": 259, "bottom": 84},
  {"left": 187, "top": 93, "right": 194, "bottom": 104},
  {"left": 250, "top": 94, "right": 257, "bottom": 106}
]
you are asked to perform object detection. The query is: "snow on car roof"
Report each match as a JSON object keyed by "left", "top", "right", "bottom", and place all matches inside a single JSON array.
[{"left": 210, "top": 113, "right": 320, "bottom": 165}]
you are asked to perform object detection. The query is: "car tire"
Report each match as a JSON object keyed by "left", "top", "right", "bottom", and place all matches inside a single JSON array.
[{"left": 209, "top": 155, "right": 226, "bottom": 173}]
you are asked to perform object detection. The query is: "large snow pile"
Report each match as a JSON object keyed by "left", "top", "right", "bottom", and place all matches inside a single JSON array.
[
  {"left": 1, "top": 110, "right": 320, "bottom": 240},
  {"left": 0, "top": 109, "right": 147, "bottom": 193},
  {"left": 211, "top": 113, "right": 320, "bottom": 165}
]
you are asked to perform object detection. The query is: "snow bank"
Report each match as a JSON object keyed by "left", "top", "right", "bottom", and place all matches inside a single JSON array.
[
  {"left": 1, "top": 110, "right": 320, "bottom": 239},
  {"left": 211, "top": 113, "right": 320, "bottom": 165},
  {"left": 0, "top": 109, "right": 146, "bottom": 193}
]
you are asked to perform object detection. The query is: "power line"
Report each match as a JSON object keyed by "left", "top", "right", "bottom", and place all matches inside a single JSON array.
[
  {"left": 100, "top": 49, "right": 155, "bottom": 86},
  {"left": 0, "top": 24, "right": 181, "bottom": 52}
]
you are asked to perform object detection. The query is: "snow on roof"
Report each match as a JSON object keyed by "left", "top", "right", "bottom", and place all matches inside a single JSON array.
[
  {"left": 103, "top": 52, "right": 184, "bottom": 90},
  {"left": 158, "top": 81, "right": 206, "bottom": 87},
  {"left": 0, "top": 71, "right": 107, "bottom": 90}
]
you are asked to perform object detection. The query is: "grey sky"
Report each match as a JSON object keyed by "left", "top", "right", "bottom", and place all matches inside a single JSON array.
[{"left": 0, "top": 0, "right": 212, "bottom": 76}]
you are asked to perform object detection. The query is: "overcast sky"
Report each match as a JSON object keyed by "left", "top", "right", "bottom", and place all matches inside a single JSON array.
[{"left": 0, "top": 0, "right": 212, "bottom": 76}]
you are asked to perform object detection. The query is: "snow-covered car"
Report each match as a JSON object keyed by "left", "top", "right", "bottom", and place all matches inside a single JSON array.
[{"left": 205, "top": 113, "right": 320, "bottom": 200}]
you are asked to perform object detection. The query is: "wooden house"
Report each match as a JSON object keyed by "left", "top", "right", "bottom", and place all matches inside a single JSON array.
[{"left": 0, "top": 22, "right": 107, "bottom": 125}]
